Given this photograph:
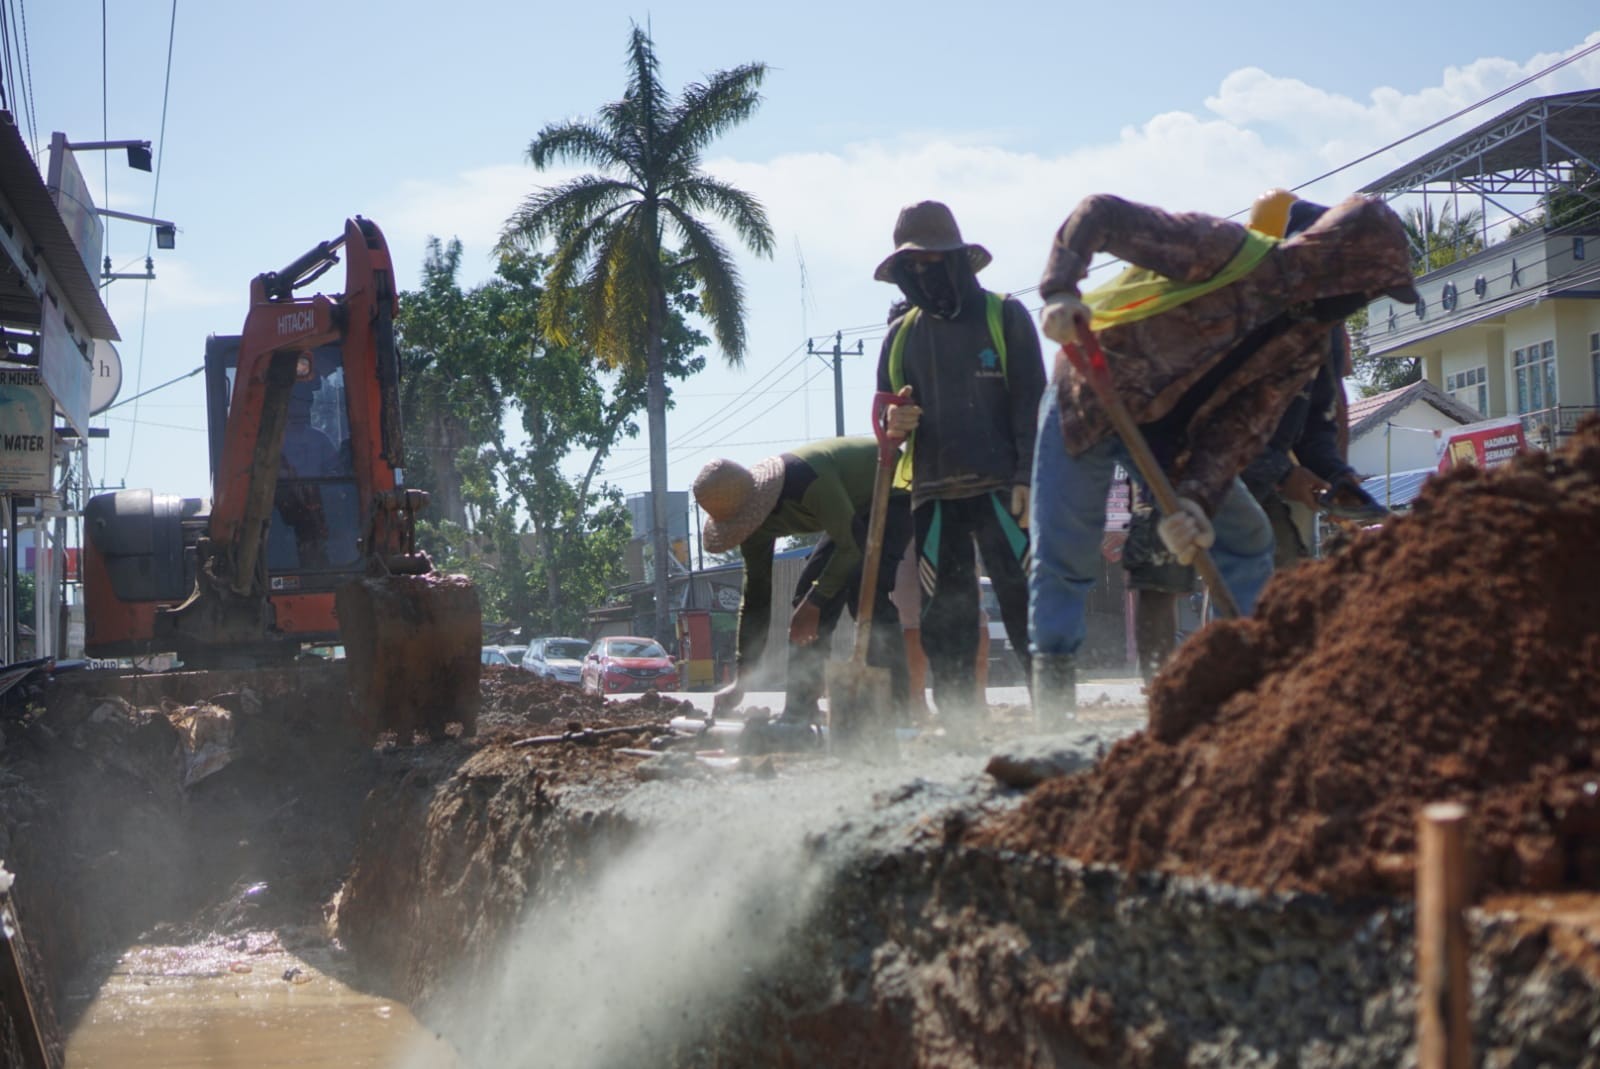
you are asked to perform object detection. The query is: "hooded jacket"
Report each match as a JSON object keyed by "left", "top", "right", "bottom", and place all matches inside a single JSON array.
[{"left": 1038, "top": 193, "right": 1415, "bottom": 513}]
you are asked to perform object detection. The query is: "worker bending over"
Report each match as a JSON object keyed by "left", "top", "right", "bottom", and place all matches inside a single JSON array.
[
  {"left": 1028, "top": 193, "right": 1419, "bottom": 722},
  {"left": 694, "top": 437, "right": 912, "bottom": 737}
]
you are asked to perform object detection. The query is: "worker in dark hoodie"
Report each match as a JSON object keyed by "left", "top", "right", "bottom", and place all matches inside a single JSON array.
[
  {"left": 1027, "top": 192, "right": 1419, "bottom": 723},
  {"left": 874, "top": 200, "right": 1045, "bottom": 737}
]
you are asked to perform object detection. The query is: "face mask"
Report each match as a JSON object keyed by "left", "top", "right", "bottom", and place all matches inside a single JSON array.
[{"left": 894, "top": 256, "right": 967, "bottom": 318}]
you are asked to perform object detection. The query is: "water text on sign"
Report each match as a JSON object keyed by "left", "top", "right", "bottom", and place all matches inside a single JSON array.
[
  {"left": 277, "top": 309, "right": 317, "bottom": 336},
  {"left": 2, "top": 435, "right": 46, "bottom": 451}
]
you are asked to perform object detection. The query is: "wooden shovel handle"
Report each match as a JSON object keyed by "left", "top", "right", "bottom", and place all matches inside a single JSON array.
[{"left": 1061, "top": 330, "right": 1241, "bottom": 619}]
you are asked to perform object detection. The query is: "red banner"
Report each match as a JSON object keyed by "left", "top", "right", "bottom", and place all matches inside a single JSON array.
[{"left": 1437, "top": 418, "right": 1525, "bottom": 473}]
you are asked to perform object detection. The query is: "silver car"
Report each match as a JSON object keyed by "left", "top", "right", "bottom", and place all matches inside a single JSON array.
[{"left": 522, "top": 636, "right": 590, "bottom": 685}]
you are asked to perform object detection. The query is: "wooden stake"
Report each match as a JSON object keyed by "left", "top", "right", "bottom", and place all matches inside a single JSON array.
[
  {"left": 0, "top": 890, "right": 56, "bottom": 1069},
  {"left": 1417, "top": 801, "right": 1471, "bottom": 1069}
]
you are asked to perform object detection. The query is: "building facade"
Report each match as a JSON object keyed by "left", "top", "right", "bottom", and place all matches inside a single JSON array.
[{"left": 1361, "top": 89, "right": 1600, "bottom": 452}]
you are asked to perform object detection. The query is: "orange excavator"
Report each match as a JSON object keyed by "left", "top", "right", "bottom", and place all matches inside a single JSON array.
[{"left": 82, "top": 218, "right": 480, "bottom": 738}]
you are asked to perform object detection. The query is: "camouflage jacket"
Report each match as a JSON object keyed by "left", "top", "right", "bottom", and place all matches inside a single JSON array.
[{"left": 1038, "top": 194, "right": 1413, "bottom": 513}]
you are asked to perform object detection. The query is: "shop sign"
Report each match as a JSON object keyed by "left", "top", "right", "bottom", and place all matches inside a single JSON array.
[
  {"left": 0, "top": 368, "right": 55, "bottom": 493},
  {"left": 1437, "top": 417, "right": 1525, "bottom": 472}
]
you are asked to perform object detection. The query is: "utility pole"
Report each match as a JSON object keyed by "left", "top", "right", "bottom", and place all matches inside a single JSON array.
[{"left": 808, "top": 331, "right": 864, "bottom": 436}]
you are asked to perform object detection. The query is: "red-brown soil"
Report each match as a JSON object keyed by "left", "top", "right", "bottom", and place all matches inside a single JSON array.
[
  {"left": 978, "top": 421, "right": 1600, "bottom": 900},
  {"left": 476, "top": 665, "right": 697, "bottom": 734}
]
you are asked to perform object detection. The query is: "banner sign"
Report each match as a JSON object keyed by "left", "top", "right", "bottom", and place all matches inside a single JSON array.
[
  {"left": 0, "top": 368, "right": 56, "bottom": 493},
  {"left": 47, "top": 135, "right": 106, "bottom": 286},
  {"left": 41, "top": 302, "right": 92, "bottom": 435},
  {"left": 1436, "top": 417, "right": 1525, "bottom": 472}
]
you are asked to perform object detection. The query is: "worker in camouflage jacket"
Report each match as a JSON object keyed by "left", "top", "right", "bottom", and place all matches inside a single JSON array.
[{"left": 1028, "top": 193, "right": 1418, "bottom": 720}]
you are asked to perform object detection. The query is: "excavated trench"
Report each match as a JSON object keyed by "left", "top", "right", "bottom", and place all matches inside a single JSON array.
[{"left": 3, "top": 423, "right": 1600, "bottom": 1067}]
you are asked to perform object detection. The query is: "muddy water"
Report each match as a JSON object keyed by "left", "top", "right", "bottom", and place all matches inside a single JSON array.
[{"left": 65, "top": 934, "right": 460, "bottom": 1069}]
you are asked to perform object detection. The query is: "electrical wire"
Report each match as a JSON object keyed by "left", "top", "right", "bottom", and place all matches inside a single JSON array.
[
  {"left": 16, "top": 0, "right": 35, "bottom": 157},
  {"left": 119, "top": 0, "right": 179, "bottom": 482}
]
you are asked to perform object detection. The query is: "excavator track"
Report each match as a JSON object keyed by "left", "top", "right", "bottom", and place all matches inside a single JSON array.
[{"left": 335, "top": 573, "right": 481, "bottom": 741}]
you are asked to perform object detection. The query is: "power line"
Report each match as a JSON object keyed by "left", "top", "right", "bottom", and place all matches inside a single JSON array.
[
  {"left": 120, "top": 0, "right": 179, "bottom": 481},
  {"left": 16, "top": 0, "right": 35, "bottom": 157}
]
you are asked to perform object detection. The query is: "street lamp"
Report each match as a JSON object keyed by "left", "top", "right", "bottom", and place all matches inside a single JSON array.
[{"left": 64, "top": 138, "right": 153, "bottom": 173}]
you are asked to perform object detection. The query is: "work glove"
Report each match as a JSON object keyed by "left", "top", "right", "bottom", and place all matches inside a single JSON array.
[
  {"left": 1317, "top": 473, "right": 1389, "bottom": 522},
  {"left": 886, "top": 384, "right": 921, "bottom": 441},
  {"left": 1277, "top": 465, "right": 1330, "bottom": 510},
  {"left": 1156, "top": 498, "right": 1215, "bottom": 566},
  {"left": 1039, "top": 293, "right": 1092, "bottom": 346},
  {"left": 712, "top": 679, "right": 745, "bottom": 715},
  {"left": 1009, "top": 485, "right": 1030, "bottom": 529}
]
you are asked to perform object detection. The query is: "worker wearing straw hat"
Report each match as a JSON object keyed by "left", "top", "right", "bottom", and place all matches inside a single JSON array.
[{"left": 694, "top": 436, "right": 912, "bottom": 732}]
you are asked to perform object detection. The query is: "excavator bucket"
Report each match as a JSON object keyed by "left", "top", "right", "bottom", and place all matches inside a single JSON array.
[{"left": 335, "top": 573, "right": 481, "bottom": 741}]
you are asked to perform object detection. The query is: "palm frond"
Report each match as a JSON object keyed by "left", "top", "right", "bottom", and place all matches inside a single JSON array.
[
  {"left": 663, "top": 62, "right": 767, "bottom": 162},
  {"left": 622, "top": 24, "right": 665, "bottom": 172},
  {"left": 536, "top": 207, "right": 636, "bottom": 346},
  {"left": 499, "top": 176, "right": 640, "bottom": 252},
  {"left": 662, "top": 203, "right": 747, "bottom": 363},
  {"left": 527, "top": 120, "right": 626, "bottom": 172},
  {"left": 580, "top": 211, "right": 657, "bottom": 368},
  {"left": 667, "top": 175, "right": 775, "bottom": 258}
]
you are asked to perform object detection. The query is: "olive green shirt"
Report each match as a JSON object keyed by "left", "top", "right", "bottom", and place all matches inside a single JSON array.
[{"left": 735, "top": 436, "right": 878, "bottom": 669}]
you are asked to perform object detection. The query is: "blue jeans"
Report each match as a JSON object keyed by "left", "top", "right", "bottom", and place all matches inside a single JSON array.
[{"left": 1028, "top": 389, "right": 1275, "bottom": 657}]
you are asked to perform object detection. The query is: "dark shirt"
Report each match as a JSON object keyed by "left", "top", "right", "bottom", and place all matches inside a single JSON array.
[{"left": 875, "top": 293, "right": 1045, "bottom": 509}]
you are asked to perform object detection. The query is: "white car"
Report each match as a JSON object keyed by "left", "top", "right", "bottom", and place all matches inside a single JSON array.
[{"left": 522, "top": 637, "right": 590, "bottom": 685}]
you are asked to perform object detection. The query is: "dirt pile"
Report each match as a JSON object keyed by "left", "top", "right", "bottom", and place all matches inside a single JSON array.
[
  {"left": 980, "top": 421, "right": 1600, "bottom": 899},
  {"left": 477, "top": 666, "right": 697, "bottom": 733}
]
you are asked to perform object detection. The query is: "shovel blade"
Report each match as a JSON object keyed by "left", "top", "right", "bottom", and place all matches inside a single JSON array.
[{"left": 825, "top": 658, "right": 894, "bottom": 756}]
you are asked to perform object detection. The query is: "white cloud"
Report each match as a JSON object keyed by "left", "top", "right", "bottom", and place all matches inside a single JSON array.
[{"left": 366, "top": 32, "right": 1600, "bottom": 498}]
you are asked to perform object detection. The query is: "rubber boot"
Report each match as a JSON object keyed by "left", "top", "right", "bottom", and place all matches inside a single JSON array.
[{"left": 1032, "top": 653, "right": 1077, "bottom": 730}]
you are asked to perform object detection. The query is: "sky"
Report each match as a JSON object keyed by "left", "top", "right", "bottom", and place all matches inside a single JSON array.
[{"left": 18, "top": 1, "right": 1600, "bottom": 530}]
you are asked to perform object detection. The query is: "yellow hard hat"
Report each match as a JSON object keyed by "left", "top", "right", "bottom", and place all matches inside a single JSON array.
[{"left": 1248, "top": 188, "right": 1296, "bottom": 238}]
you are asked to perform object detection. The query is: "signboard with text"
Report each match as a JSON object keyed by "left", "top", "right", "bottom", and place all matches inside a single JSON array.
[
  {"left": 1436, "top": 417, "right": 1525, "bottom": 473},
  {"left": 0, "top": 368, "right": 56, "bottom": 493}
]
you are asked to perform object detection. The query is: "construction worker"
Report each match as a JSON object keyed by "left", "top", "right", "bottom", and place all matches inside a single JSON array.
[
  {"left": 874, "top": 200, "right": 1045, "bottom": 733},
  {"left": 1028, "top": 192, "right": 1420, "bottom": 721},
  {"left": 1126, "top": 193, "right": 1392, "bottom": 683},
  {"left": 693, "top": 437, "right": 912, "bottom": 735},
  {"left": 1239, "top": 195, "right": 1389, "bottom": 566}
]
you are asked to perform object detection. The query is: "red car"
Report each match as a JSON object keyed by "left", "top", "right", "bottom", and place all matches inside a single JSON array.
[{"left": 580, "top": 636, "right": 680, "bottom": 695}]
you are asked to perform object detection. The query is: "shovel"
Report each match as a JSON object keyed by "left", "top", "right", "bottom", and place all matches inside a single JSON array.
[
  {"left": 825, "top": 390, "right": 907, "bottom": 753},
  {"left": 1060, "top": 327, "right": 1241, "bottom": 618}
]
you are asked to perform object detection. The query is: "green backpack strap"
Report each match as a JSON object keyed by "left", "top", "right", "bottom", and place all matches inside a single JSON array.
[{"left": 886, "top": 292, "right": 1010, "bottom": 491}]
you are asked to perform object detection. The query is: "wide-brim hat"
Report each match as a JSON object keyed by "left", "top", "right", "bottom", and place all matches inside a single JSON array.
[
  {"left": 694, "top": 454, "right": 786, "bottom": 553},
  {"left": 873, "top": 200, "right": 993, "bottom": 282}
]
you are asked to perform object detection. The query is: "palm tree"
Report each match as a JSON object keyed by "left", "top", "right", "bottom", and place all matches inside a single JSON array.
[
  {"left": 1401, "top": 202, "right": 1484, "bottom": 273},
  {"left": 499, "top": 25, "right": 774, "bottom": 641}
]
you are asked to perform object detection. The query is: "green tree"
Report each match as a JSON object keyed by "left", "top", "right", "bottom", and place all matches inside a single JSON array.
[
  {"left": 395, "top": 238, "right": 507, "bottom": 529},
  {"left": 397, "top": 241, "right": 708, "bottom": 635},
  {"left": 1508, "top": 162, "right": 1600, "bottom": 236},
  {"left": 1401, "top": 202, "right": 1483, "bottom": 273},
  {"left": 498, "top": 24, "right": 775, "bottom": 640}
]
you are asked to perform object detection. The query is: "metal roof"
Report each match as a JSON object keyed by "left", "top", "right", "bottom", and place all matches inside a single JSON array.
[
  {"left": 1361, "top": 89, "right": 1600, "bottom": 197},
  {"left": 1359, "top": 468, "right": 1434, "bottom": 510},
  {"left": 0, "top": 117, "right": 119, "bottom": 340}
]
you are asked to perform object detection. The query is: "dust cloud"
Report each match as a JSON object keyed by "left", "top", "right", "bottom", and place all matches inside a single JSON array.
[{"left": 400, "top": 753, "right": 967, "bottom": 1069}]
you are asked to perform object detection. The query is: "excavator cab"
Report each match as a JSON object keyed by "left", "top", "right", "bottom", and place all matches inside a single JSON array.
[
  {"left": 84, "top": 218, "right": 480, "bottom": 740},
  {"left": 204, "top": 339, "right": 364, "bottom": 597}
]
